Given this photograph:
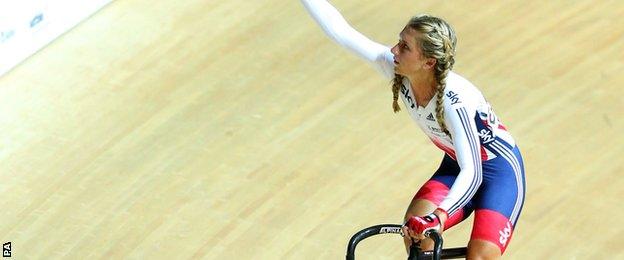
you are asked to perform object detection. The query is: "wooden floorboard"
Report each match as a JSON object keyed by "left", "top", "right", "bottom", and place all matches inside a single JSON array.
[{"left": 0, "top": 0, "right": 622, "bottom": 258}]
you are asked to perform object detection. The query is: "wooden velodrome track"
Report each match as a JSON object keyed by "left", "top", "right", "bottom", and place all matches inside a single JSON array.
[{"left": 1, "top": 0, "right": 623, "bottom": 259}]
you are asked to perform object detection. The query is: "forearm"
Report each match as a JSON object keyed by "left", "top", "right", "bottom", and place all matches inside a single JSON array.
[
  {"left": 438, "top": 168, "right": 482, "bottom": 215},
  {"left": 438, "top": 106, "right": 484, "bottom": 216},
  {"left": 433, "top": 208, "right": 448, "bottom": 226},
  {"left": 300, "top": 0, "right": 389, "bottom": 63}
]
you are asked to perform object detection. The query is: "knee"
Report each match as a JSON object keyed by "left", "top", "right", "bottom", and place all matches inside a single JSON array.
[
  {"left": 405, "top": 199, "right": 437, "bottom": 218},
  {"left": 466, "top": 252, "right": 499, "bottom": 260},
  {"left": 467, "top": 239, "right": 501, "bottom": 260}
]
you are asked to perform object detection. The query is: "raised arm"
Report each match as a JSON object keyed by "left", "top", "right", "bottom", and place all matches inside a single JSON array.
[{"left": 300, "top": 0, "right": 395, "bottom": 78}]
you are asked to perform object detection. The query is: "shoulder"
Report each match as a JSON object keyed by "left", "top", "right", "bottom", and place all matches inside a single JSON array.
[{"left": 442, "top": 71, "right": 483, "bottom": 111}]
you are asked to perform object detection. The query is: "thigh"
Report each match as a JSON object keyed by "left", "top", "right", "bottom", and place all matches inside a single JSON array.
[
  {"left": 471, "top": 146, "right": 526, "bottom": 254},
  {"left": 412, "top": 154, "right": 461, "bottom": 205}
]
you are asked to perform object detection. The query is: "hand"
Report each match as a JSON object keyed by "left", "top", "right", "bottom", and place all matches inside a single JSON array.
[
  {"left": 404, "top": 213, "right": 441, "bottom": 237},
  {"left": 402, "top": 208, "right": 448, "bottom": 254}
]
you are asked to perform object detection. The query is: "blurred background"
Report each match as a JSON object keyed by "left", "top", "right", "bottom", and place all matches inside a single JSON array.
[{"left": 0, "top": 0, "right": 622, "bottom": 259}]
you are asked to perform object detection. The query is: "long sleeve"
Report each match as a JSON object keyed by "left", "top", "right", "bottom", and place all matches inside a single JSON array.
[
  {"left": 438, "top": 100, "right": 484, "bottom": 216},
  {"left": 300, "top": 0, "right": 395, "bottom": 79}
]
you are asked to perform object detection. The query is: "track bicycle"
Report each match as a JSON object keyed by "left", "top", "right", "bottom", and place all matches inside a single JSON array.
[{"left": 346, "top": 224, "right": 467, "bottom": 260}]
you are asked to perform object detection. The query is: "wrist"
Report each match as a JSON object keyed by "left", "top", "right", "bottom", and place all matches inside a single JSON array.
[{"left": 433, "top": 208, "right": 448, "bottom": 226}]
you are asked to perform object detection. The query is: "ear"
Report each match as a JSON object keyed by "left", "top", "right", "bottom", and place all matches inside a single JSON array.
[{"left": 423, "top": 58, "right": 437, "bottom": 69}]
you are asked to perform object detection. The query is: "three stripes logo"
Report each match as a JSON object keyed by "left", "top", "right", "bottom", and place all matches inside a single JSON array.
[{"left": 2, "top": 242, "right": 10, "bottom": 258}]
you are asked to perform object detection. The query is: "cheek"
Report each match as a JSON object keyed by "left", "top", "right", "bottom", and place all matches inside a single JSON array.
[
  {"left": 403, "top": 55, "right": 421, "bottom": 68},
  {"left": 411, "top": 53, "right": 428, "bottom": 66}
]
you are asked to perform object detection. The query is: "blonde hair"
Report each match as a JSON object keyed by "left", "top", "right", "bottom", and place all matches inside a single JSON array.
[{"left": 391, "top": 15, "right": 457, "bottom": 136}]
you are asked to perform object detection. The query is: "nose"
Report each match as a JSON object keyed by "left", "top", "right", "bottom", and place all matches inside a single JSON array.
[{"left": 391, "top": 44, "right": 399, "bottom": 56}]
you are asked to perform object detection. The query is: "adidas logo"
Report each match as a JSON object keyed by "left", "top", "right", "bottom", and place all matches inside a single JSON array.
[{"left": 426, "top": 113, "right": 435, "bottom": 121}]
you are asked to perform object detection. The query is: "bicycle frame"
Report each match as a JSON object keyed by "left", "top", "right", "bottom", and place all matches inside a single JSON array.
[{"left": 346, "top": 224, "right": 467, "bottom": 260}]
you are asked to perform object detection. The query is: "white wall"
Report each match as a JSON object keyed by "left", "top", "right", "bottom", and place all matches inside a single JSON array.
[{"left": 0, "top": 0, "right": 113, "bottom": 77}]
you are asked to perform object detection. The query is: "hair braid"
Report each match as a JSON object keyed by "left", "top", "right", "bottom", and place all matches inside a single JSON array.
[
  {"left": 433, "top": 36, "right": 454, "bottom": 136},
  {"left": 391, "top": 74, "right": 403, "bottom": 112}
]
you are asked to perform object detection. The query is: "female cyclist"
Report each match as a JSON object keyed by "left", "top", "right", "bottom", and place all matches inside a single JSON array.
[{"left": 300, "top": 0, "right": 526, "bottom": 259}]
